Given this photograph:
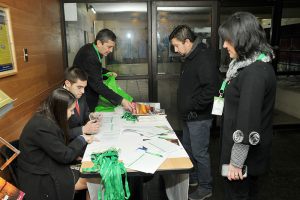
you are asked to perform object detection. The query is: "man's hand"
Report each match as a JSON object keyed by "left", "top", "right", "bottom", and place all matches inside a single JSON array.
[
  {"left": 121, "top": 99, "right": 135, "bottom": 113},
  {"left": 108, "top": 72, "right": 118, "bottom": 77},
  {"left": 82, "top": 120, "right": 100, "bottom": 134}
]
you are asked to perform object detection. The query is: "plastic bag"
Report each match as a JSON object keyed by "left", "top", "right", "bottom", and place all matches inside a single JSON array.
[{"left": 95, "top": 73, "right": 133, "bottom": 112}]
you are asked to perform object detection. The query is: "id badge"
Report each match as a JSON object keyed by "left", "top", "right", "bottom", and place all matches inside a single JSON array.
[{"left": 212, "top": 96, "right": 224, "bottom": 116}]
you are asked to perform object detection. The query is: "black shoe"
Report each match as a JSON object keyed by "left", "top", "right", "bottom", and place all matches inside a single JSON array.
[
  {"left": 188, "top": 187, "right": 212, "bottom": 200},
  {"left": 189, "top": 178, "right": 198, "bottom": 187}
]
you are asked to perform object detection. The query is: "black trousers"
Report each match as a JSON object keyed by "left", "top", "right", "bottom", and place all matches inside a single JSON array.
[{"left": 223, "top": 176, "right": 258, "bottom": 200}]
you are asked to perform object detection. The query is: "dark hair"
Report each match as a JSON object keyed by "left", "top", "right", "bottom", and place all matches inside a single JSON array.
[
  {"left": 94, "top": 28, "right": 116, "bottom": 44},
  {"left": 64, "top": 66, "right": 88, "bottom": 83},
  {"left": 38, "top": 88, "right": 76, "bottom": 143},
  {"left": 169, "top": 25, "right": 196, "bottom": 43},
  {"left": 218, "top": 12, "right": 273, "bottom": 60}
]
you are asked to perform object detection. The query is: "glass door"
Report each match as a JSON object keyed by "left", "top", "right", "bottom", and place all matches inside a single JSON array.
[
  {"left": 152, "top": 1, "right": 218, "bottom": 130},
  {"left": 64, "top": 2, "right": 150, "bottom": 102}
]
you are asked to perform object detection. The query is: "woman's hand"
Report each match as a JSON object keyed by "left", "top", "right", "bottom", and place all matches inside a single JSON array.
[
  {"left": 82, "top": 134, "right": 95, "bottom": 144},
  {"left": 227, "top": 163, "right": 244, "bottom": 181},
  {"left": 82, "top": 120, "right": 100, "bottom": 134}
]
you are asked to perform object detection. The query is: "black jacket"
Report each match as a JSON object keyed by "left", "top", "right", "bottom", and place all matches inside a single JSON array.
[
  {"left": 17, "top": 114, "right": 86, "bottom": 200},
  {"left": 73, "top": 43, "right": 122, "bottom": 111},
  {"left": 220, "top": 61, "right": 276, "bottom": 176},
  {"left": 68, "top": 95, "right": 90, "bottom": 140},
  {"left": 177, "top": 45, "right": 219, "bottom": 121}
]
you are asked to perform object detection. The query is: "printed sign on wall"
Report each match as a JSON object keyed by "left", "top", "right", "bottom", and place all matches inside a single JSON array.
[{"left": 0, "top": 6, "right": 17, "bottom": 78}]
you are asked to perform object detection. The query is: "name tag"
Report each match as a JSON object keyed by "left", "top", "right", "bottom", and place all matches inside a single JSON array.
[{"left": 212, "top": 96, "right": 224, "bottom": 116}]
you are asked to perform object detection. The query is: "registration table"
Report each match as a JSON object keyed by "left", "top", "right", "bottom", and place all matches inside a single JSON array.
[{"left": 80, "top": 108, "right": 193, "bottom": 177}]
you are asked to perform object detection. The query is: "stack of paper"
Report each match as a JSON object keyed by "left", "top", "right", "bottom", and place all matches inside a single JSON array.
[{"left": 0, "top": 90, "right": 14, "bottom": 118}]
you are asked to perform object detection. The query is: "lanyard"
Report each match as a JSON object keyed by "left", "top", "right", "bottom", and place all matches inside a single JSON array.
[
  {"left": 92, "top": 43, "right": 102, "bottom": 63},
  {"left": 256, "top": 53, "right": 266, "bottom": 61},
  {"left": 218, "top": 53, "right": 266, "bottom": 97},
  {"left": 219, "top": 80, "right": 229, "bottom": 97}
]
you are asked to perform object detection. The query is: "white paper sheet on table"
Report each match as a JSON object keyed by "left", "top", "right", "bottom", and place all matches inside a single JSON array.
[
  {"left": 121, "top": 125, "right": 173, "bottom": 138},
  {"left": 82, "top": 108, "right": 189, "bottom": 172},
  {"left": 123, "top": 150, "right": 166, "bottom": 174},
  {"left": 145, "top": 138, "right": 182, "bottom": 153},
  {"left": 82, "top": 131, "right": 120, "bottom": 162}
]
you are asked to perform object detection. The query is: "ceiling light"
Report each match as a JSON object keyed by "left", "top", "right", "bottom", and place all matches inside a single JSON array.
[{"left": 88, "top": 5, "right": 96, "bottom": 14}]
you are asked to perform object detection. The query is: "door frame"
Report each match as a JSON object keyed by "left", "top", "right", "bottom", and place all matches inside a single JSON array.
[{"left": 150, "top": 1, "right": 219, "bottom": 101}]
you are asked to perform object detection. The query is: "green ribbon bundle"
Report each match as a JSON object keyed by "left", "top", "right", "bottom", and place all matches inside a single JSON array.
[
  {"left": 121, "top": 112, "right": 138, "bottom": 122},
  {"left": 82, "top": 149, "right": 130, "bottom": 200}
]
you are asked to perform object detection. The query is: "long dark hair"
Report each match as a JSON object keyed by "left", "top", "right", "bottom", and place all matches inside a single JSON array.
[
  {"left": 38, "top": 88, "right": 75, "bottom": 143},
  {"left": 218, "top": 12, "right": 273, "bottom": 60}
]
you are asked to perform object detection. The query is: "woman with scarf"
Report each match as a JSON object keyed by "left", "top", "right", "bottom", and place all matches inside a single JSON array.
[{"left": 218, "top": 12, "right": 276, "bottom": 199}]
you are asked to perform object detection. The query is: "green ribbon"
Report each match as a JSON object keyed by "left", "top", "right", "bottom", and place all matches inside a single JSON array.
[
  {"left": 256, "top": 53, "right": 266, "bottom": 61},
  {"left": 93, "top": 43, "right": 102, "bottom": 64},
  {"left": 83, "top": 149, "right": 130, "bottom": 200},
  {"left": 121, "top": 112, "right": 138, "bottom": 122},
  {"left": 219, "top": 80, "right": 228, "bottom": 97},
  {"left": 218, "top": 53, "right": 267, "bottom": 97}
]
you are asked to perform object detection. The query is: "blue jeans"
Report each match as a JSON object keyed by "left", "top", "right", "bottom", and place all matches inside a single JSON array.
[{"left": 182, "top": 119, "right": 213, "bottom": 190}]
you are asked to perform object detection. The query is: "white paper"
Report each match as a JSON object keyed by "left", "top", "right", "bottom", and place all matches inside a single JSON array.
[
  {"left": 123, "top": 150, "right": 166, "bottom": 174},
  {"left": 82, "top": 107, "right": 190, "bottom": 173}
]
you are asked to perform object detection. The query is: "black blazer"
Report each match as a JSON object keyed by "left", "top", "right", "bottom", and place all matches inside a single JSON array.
[
  {"left": 17, "top": 114, "right": 86, "bottom": 200},
  {"left": 220, "top": 61, "right": 276, "bottom": 176},
  {"left": 73, "top": 43, "right": 122, "bottom": 111},
  {"left": 177, "top": 44, "right": 219, "bottom": 121},
  {"left": 68, "top": 95, "right": 90, "bottom": 140}
]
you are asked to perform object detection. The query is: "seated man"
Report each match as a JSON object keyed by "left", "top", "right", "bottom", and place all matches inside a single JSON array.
[{"left": 64, "top": 66, "right": 100, "bottom": 140}]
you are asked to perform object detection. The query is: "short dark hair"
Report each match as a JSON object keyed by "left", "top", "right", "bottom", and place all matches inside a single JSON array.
[
  {"left": 64, "top": 66, "right": 88, "bottom": 83},
  {"left": 38, "top": 88, "right": 76, "bottom": 143},
  {"left": 169, "top": 25, "right": 196, "bottom": 43},
  {"left": 218, "top": 12, "right": 273, "bottom": 60},
  {"left": 94, "top": 28, "right": 116, "bottom": 44}
]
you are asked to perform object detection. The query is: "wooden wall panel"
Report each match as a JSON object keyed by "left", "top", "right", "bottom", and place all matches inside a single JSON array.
[{"left": 0, "top": 0, "right": 65, "bottom": 142}]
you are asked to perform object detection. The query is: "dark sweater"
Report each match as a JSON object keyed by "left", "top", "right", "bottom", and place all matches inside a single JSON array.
[
  {"left": 220, "top": 61, "right": 276, "bottom": 176},
  {"left": 73, "top": 43, "right": 122, "bottom": 111},
  {"left": 177, "top": 44, "right": 219, "bottom": 121}
]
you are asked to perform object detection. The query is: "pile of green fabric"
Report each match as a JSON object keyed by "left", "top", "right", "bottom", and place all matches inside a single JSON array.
[{"left": 83, "top": 149, "right": 130, "bottom": 200}]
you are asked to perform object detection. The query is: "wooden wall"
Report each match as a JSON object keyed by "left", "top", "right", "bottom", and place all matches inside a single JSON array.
[{"left": 0, "top": 0, "right": 65, "bottom": 142}]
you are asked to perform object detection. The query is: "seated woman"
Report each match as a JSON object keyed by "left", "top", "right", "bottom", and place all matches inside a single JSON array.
[{"left": 17, "top": 88, "right": 94, "bottom": 200}]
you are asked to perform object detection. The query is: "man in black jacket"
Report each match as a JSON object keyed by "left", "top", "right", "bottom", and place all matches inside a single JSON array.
[
  {"left": 169, "top": 25, "right": 219, "bottom": 200},
  {"left": 64, "top": 67, "right": 100, "bottom": 139},
  {"left": 73, "top": 28, "right": 134, "bottom": 112}
]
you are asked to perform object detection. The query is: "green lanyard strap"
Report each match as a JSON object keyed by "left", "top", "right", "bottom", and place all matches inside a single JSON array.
[
  {"left": 256, "top": 53, "right": 266, "bottom": 61},
  {"left": 83, "top": 149, "right": 130, "bottom": 200},
  {"left": 122, "top": 112, "right": 138, "bottom": 122},
  {"left": 218, "top": 53, "right": 267, "bottom": 97},
  {"left": 93, "top": 43, "right": 102, "bottom": 64},
  {"left": 219, "top": 80, "right": 229, "bottom": 97}
]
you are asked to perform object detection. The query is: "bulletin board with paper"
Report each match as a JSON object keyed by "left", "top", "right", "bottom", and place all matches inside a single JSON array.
[{"left": 0, "top": 6, "right": 17, "bottom": 78}]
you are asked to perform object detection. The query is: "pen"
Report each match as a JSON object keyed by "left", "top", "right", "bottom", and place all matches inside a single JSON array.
[
  {"left": 137, "top": 146, "right": 163, "bottom": 157},
  {"left": 158, "top": 136, "right": 171, "bottom": 139},
  {"left": 145, "top": 151, "right": 163, "bottom": 157}
]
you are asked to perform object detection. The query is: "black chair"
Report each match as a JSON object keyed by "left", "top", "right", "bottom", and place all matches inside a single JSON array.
[{"left": 0, "top": 140, "right": 19, "bottom": 187}]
